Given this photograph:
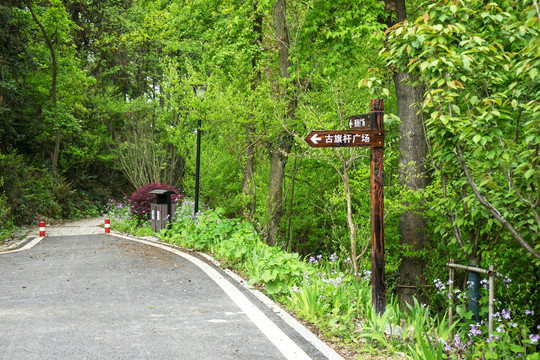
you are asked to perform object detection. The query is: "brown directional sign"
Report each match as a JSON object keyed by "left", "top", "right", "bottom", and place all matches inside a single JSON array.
[
  {"left": 306, "top": 99, "right": 386, "bottom": 314},
  {"left": 348, "top": 113, "right": 371, "bottom": 130},
  {"left": 304, "top": 130, "right": 384, "bottom": 148}
]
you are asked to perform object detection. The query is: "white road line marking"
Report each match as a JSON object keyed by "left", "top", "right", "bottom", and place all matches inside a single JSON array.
[
  {"left": 113, "top": 234, "right": 313, "bottom": 360},
  {"left": 1, "top": 237, "right": 44, "bottom": 254},
  {"left": 197, "top": 252, "right": 344, "bottom": 360}
]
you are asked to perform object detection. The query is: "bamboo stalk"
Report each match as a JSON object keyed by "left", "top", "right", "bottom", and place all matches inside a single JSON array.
[
  {"left": 489, "top": 265, "right": 495, "bottom": 335},
  {"left": 449, "top": 258, "right": 455, "bottom": 336},
  {"left": 446, "top": 263, "right": 492, "bottom": 275}
]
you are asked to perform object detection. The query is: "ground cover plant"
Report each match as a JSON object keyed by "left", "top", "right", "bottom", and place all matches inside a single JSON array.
[
  {"left": 108, "top": 198, "right": 540, "bottom": 359},
  {"left": 105, "top": 197, "right": 154, "bottom": 237}
]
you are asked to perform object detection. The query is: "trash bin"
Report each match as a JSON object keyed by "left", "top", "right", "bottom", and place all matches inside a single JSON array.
[{"left": 149, "top": 189, "right": 176, "bottom": 232}]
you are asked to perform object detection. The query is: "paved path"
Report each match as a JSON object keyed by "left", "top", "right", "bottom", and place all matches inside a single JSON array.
[{"left": 0, "top": 221, "right": 344, "bottom": 360}]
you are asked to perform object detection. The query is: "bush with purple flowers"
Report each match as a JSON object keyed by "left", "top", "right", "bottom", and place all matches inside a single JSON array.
[
  {"left": 288, "top": 254, "right": 363, "bottom": 333},
  {"left": 429, "top": 275, "right": 540, "bottom": 359}
]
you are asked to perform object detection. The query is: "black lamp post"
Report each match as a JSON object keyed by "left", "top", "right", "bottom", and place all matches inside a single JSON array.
[{"left": 193, "top": 85, "right": 206, "bottom": 216}]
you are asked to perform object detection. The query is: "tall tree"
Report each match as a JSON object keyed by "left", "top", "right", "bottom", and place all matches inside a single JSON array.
[
  {"left": 382, "top": 0, "right": 428, "bottom": 304},
  {"left": 23, "top": 0, "right": 86, "bottom": 175},
  {"left": 267, "top": 0, "right": 296, "bottom": 245},
  {"left": 384, "top": 0, "right": 540, "bottom": 261},
  {"left": 0, "top": 1, "right": 30, "bottom": 154},
  {"left": 24, "top": 0, "right": 60, "bottom": 174},
  {"left": 242, "top": 0, "right": 263, "bottom": 221}
]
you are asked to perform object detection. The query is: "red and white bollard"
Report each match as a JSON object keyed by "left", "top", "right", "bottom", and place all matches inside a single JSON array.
[
  {"left": 39, "top": 221, "right": 46, "bottom": 237},
  {"left": 104, "top": 218, "right": 110, "bottom": 233}
]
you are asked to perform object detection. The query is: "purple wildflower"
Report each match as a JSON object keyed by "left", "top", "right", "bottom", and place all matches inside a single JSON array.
[{"left": 469, "top": 325, "right": 482, "bottom": 337}]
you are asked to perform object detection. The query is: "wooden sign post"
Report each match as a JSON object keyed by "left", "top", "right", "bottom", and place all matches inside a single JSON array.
[
  {"left": 369, "top": 99, "right": 385, "bottom": 315},
  {"left": 304, "top": 99, "right": 386, "bottom": 314}
]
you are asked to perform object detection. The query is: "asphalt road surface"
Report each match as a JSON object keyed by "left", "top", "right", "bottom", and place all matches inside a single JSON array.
[{"left": 0, "top": 222, "right": 344, "bottom": 360}]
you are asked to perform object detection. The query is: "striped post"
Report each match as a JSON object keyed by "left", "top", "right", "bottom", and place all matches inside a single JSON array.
[
  {"left": 104, "top": 218, "right": 110, "bottom": 233},
  {"left": 39, "top": 221, "right": 45, "bottom": 237}
]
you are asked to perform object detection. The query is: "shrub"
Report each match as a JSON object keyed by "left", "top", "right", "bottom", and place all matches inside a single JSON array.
[
  {"left": 129, "top": 182, "right": 183, "bottom": 221},
  {"left": 0, "top": 153, "right": 60, "bottom": 224}
]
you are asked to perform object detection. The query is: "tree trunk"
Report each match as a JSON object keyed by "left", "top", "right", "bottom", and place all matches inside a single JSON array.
[
  {"left": 268, "top": 145, "right": 289, "bottom": 245},
  {"left": 52, "top": 128, "right": 60, "bottom": 175},
  {"left": 51, "top": 46, "right": 59, "bottom": 175},
  {"left": 380, "top": 0, "right": 429, "bottom": 307},
  {"left": 342, "top": 163, "right": 359, "bottom": 280},
  {"left": 242, "top": 126, "right": 256, "bottom": 220},
  {"left": 242, "top": 3, "right": 262, "bottom": 221},
  {"left": 26, "top": 1, "right": 60, "bottom": 175},
  {"left": 273, "top": 0, "right": 292, "bottom": 80},
  {"left": 394, "top": 71, "right": 427, "bottom": 306},
  {"left": 267, "top": 0, "right": 295, "bottom": 245}
]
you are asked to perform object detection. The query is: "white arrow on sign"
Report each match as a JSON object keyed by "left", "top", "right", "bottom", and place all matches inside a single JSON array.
[{"left": 310, "top": 133, "right": 323, "bottom": 144}]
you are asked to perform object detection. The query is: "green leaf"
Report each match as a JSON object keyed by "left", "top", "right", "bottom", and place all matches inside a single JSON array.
[
  {"left": 264, "top": 282, "right": 282, "bottom": 295},
  {"left": 509, "top": 344, "right": 525, "bottom": 353},
  {"left": 511, "top": 99, "right": 519, "bottom": 108}
]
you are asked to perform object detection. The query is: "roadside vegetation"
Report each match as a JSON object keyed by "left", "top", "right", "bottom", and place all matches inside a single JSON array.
[
  {"left": 106, "top": 197, "right": 540, "bottom": 359},
  {"left": 0, "top": 153, "right": 107, "bottom": 245}
]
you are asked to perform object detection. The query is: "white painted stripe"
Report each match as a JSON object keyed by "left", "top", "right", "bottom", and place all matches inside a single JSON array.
[
  {"left": 112, "top": 234, "right": 312, "bottom": 360},
  {"left": 197, "top": 252, "right": 344, "bottom": 360},
  {"left": 1, "top": 237, "right": 44, "bottom": 254}
]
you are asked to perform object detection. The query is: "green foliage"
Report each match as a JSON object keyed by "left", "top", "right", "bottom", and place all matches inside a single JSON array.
[
  {"left": 383, "top": 0, "right": 540, "bottom": 262},
  {"left": 359, "top": 300, "right": 409, "bottom": 354},
  {"left": 162, "top": 205, "right": 312, "bottom": 295},
  {"left": 106, "top": 197, "right": 154, "bottom": 236},
  {"left": 408, "top": 331, "right": 443, "bottom": 360},
  {"left": 428, "top": 272, "right": 540, "bottom": 359},
  {"left": 0, "top": 173, "right": 16, "bottom": 244},
  {"left": 0, "top": 152, "right": 105, "bottom": 224},
  {"left": 246, "top": 246, "right": 310, "bottom": 295},
  {"left": 291, "top": 0, "right": 386, "bottom": 78},
  {"left": 288, "top": 257, "right": 371, "bottom": 335}
]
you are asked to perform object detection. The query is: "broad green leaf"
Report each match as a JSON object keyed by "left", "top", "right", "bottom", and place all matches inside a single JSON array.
[{"left": 524, "top": 168, "right": 535, "bottom": 179}]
